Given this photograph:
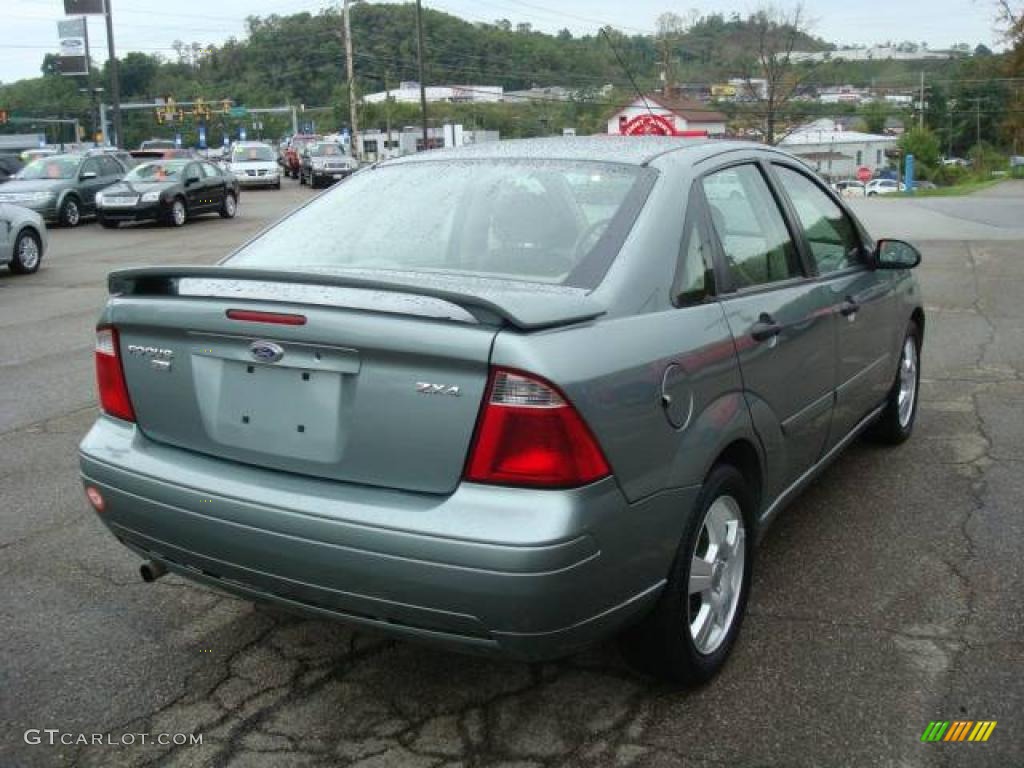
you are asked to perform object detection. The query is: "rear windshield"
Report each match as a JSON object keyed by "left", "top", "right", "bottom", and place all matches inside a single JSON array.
[{"left": 227, "top": 160, "right": 648, "bottom": 286}]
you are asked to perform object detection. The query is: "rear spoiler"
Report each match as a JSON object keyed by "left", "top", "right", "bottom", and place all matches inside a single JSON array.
[{"left": 107, "top": 266, "right": 606, "bottom": 331}]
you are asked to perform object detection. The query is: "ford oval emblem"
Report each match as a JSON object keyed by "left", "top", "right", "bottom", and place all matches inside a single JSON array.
[{"left": 249, "top": 340, "right": 284, "bottom": 363}]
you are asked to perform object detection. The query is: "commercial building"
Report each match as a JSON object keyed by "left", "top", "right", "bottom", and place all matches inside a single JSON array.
[
  {"left": 606, "top": 94, "right": 727, "bottom": 137},
  {"left": 363, "top": 82, "right": 503, "bottom": 105},
  {"left": 779, "top": 119, "right": 897, "bottom": 179}
]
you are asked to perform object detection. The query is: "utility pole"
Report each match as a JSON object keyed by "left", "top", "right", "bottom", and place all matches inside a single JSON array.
[
  {"left": 415, "top": 0, "right": 429, "bottom": 150},
  {"left": 970, "top": 96, "right": 983, "bottom": 148},
  {"left": 918, "top": 71, "right": 925, "bottom": 129},
  {"left": 104, "top": 0, "right": 123, "bottom": 147},
  {"left": 384, "top": 70, "right": 393, "bottom": 159},
  {"left": 343, "top": 0, "right": 360, "bottom": 159}
]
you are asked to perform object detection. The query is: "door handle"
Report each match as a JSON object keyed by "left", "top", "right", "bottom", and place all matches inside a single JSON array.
[
  {"left": 839, "top": 298, "right": 860, "bottom": 317},
  {"left": 751, "top": 315, "right": 782, "bottom": 342}
]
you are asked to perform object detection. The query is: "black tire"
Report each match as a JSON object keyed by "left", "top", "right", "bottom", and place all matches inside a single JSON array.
[
  {"left": 8, "top": 229, "right": 42, "bottom": 274},
  {"left": 620, "top": 464, "right": 754, "bottom": 686},
  {"left": 99, "top": 217, "right": 119, "bottom": 229},
  {"left": 164, "top": 197, "right": 187, "bottom": 227},
  {"left": 275, "top": 179, "right": 281, "bottom": 190},
  {"left": 219, "top": 192, "right": 238, "bottom": 219},
  {"left": 868, "top": 322, "right": 921, "bottom": 445},
  {"left": 299, "top": 171, "right": 306, "bottom": 185},
  {"left": 59, "top": 196, "right": 82, "bottom": 227}
]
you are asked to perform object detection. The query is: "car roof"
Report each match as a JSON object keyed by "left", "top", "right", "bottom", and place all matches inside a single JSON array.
[{"left": 385, "top": 136, "right": 771, "bottom": 168}]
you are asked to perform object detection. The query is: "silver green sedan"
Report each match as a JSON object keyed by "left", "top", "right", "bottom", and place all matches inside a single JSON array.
[
  {"left": 0, "top": 203, "right": 47, "bottom": 274},
  {"left": 79, "top": 137, "right": 924, "bottom": 685}
]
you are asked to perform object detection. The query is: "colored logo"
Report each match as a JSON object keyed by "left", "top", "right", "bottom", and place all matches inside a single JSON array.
[
  {"left": 249, "top": 340, "right": 284, "bottom": 363},
  {"left": 921, "top": 721, "right": 997, "bottom": 742}
]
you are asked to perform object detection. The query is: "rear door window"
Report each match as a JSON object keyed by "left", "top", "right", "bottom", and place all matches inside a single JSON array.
[{"left": 701, "top": 164, "right": 802, "bottom": 289}]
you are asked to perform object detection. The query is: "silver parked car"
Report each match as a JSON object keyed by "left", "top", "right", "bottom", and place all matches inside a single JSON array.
[
  {"left": 0, "top": 203, "right": 47, "bottom": 274},
  {"left": 0, "top": 153, "right": 126, "bottom": 226},
  {"left": 79, "top": 138, "right": 924, "bottom": 684}
]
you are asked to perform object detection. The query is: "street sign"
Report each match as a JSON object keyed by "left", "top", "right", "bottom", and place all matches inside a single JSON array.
[
  {"left": 63, "top": 0, "right": 105, "bottom": 14},
  {"left": 856, "top": 166, "right": 872, "bottom": 183},
  {"left": 198, "top": 123, "right": 207, "bottom": 149},
  {"left": 229, "top": 106, "right": 248, "bottom": 118},
  {"left": 239, "top": 126, "right": 246, "bottom": 141}
]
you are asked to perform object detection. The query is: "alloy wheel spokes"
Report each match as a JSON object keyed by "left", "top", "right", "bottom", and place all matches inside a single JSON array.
[{"left": 688, "top": 495, "right": 746, "bottom": 655}]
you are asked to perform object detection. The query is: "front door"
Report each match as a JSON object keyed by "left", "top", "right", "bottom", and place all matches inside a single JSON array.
[
  {"left": 701, "top": 162, "right": 837, "bottom": 502},
  {"left": 770, "top": 163, "right": 896, "bottom": 448},
  {"left": 77, "top": 157, "right": 106, "bottom": 212}
]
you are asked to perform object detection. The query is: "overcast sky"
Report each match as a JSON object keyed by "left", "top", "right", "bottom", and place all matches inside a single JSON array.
[{"left": 0, "top": 0, "right": 1006, "bottom": 85}]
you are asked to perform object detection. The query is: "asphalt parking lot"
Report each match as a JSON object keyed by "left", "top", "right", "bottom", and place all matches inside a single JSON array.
[{"left": 1, "top": 178, "right": 1022, "bottom": 768}]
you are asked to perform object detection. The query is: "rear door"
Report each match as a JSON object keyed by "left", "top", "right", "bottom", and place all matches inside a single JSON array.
[
  {"left": 701, "top": 161, "right": 837, "bottom": 499},
  {"left": 200, "top": 162, "right": 226, "bottom": 209},
  {"left": 182, "top": 162, "right": 207, "bottom": 211},
  {"left": 770, "top": 162, "right": 895, "bottom": 449}
]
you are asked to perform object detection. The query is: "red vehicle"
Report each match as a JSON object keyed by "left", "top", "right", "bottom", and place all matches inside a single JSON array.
[{"left": 282, "top": 135, "right": 319, "bottom": 178}]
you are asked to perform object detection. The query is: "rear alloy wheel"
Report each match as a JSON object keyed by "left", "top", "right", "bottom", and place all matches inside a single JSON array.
[
  {"left": 166, "top": 198, "right": 187, "bottom": 227},
  {"left": 8, "top": 229, "right": 42, "bottom": 274},
  {"left": 59, "top": 197, "right": 81, "bottom": 227},
  {"left": 219, "top": 192, "right": 237, "bottom": 219},
  {"left": 621, "top": 464, "right": 753, "bottom": 686},
  {"left": 869, "top": 322, "right": 921, "bottom": 444}
]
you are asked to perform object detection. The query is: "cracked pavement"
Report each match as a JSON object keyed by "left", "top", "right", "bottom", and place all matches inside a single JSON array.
[{"left": 1, "top": 181, "right": 1022, "bottom": 767}]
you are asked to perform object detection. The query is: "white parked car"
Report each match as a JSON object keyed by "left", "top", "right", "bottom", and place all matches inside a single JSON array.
[
  {"left": 832, "top": 180, "right": 866, "bottom": 198},
  {"left": 865, "top": 179, "right": 906, "bottom": 197},
  {"left": 227, "top": 141, "right": 281, "bottom": 189}
]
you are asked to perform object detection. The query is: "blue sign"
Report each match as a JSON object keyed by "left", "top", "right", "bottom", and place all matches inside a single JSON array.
[
  {"left": 174, "top": 132, "right": 182, "bottom": 148},
  {"left": 198, "top": 123, "right": 207, "bottom": 149},
  {"left": 222, "top": 134, "right": 229, "bottom": 148},
  {"left": 904, "top": 153, "right": 915, "bottom": 195},
  {"left": 239, "top": 126, "right": 247, "bottom": 141}
]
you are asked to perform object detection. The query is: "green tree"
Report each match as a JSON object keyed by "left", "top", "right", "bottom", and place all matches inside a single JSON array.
[
  {"left": 860, "top": 101, "right": 888, "bottom": 134},
  {"left": 899, "top": 126, "right": 941, "bottom": 170}
]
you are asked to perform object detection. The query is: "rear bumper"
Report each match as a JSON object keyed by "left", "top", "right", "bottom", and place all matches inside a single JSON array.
[{"left": 79, "top": 416, "right": 695, "bottom": 660}]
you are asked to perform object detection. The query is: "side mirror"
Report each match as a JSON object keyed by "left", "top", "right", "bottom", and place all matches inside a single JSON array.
[
  {"left": 80, "top": 171, "right": 98, "bottom": 180},
  {"left": 874, "top": 239, "right": 921, "bottom": 270},
  {"left": 185, "top": 175, "right": 201, "bottom": 186}
]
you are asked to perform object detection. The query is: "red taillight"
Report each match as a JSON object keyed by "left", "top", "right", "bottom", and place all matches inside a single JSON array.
[
  {"left": 95, "top": 327, "right": 136, "bottom": 422},
  {"left": 464, "top": 368, "right": 610, "bottom": 489},
  {"left": 226, "top": 309, "right": 307, "bottom": 326}
]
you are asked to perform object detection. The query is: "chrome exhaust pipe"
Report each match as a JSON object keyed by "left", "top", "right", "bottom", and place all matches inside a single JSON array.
[{"left": 140, "top": 560, "right": 167, "bottom": 583}]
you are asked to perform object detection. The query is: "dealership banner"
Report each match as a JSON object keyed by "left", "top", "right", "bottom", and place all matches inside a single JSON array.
[{"left": 56, "top": 17, "right": 88, "bottom": 76}]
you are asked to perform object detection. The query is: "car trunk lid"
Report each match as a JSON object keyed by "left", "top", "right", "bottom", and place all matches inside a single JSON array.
[{"left": 105, "top": 267, "right": 604, "bottom": 495}]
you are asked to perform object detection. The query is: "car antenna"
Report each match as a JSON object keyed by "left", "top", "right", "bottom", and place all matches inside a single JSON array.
[{"left": 600, "top": 27, "right": 657, "bottom": 120}]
